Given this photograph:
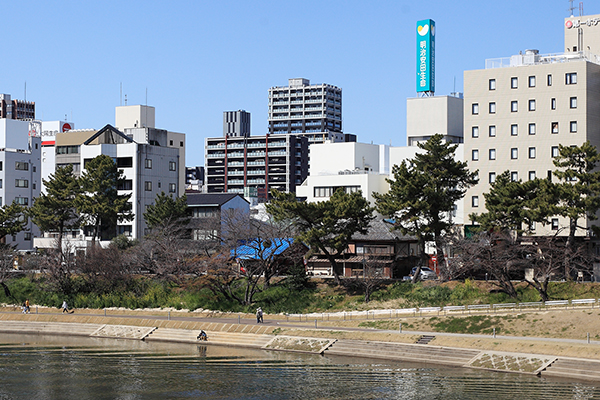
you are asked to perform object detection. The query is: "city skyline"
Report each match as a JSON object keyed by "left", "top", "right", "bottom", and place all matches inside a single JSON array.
[{"left": 1, "top": 0, "right": 592, "bottom": 166}]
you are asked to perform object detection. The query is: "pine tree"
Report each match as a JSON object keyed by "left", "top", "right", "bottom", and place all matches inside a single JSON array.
[
  {"left": 28, "top": 165, "right": 81, "bottom": 254},
  {"left": 75, "top": 155, "right": 134, "bottom": 242},
  {"left": 374, "top": 134, "right": 478, "bottom": 280},
  {"left": 143, "top": 192, "right": 189, "bottom": 231}
]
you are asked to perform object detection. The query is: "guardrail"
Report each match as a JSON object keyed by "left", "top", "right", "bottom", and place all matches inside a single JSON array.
[{"left": 284, "top": 298, "right": 599, "bottom": 322}]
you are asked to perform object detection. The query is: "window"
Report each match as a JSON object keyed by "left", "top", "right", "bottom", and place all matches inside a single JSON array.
[
  {"left": 489, "top": 102, "right": 496, "bottom": 114},
  {"left": 489, "top": 125, "right": 496, "bottom": 137},
  {"left": 24, "top": 232, "right": 31, "bottom": 241},
  {"left": 169, "top": 161, "right": 177, "bottom": 171},
  {"left": 547, "top": 74, "right": 552, "bottom": 86},
  {"left": 529, "top": 123, "right": 536, "bottom": 135},
  {"left": 14, "top": 197, "right": 28, "bottom": 205},
  {"left": 117, "top": 225, "right": 132, "bottom": 237},
  {"left": 489, "top": 149, "right": 496, "bottom": 160},
  {"left": 570, "top": 97, "right": 577, "bottom": 108},
  {"left": 511, "top": 124, "right": 518, "bottom": 136},
  {"left": 489, "top": 172, "right": 496, "bottom": 183},
  {"left": 472, "top": 103, "right": 479, "bottom": 115},
  {"left": 530, "top": 221, "right": 536, "bottom": 231},
  {"left": 551, "top": 146, "right": 559, "bottom": 158},
  {"left": 551, "top": 218, "right": 559, "bottom": 230},
  {"left": 116, "top": 157, "right": 133, "bottom": 168},
  {"left": 528, "top": 99, "right": 536, "bottom": 111},
  {"left": 15, "top": 162, "right": 28, "bottom": 171},
  {"left": 529, "top": 76, "right": 536, "bottom": 87},
  {"left": 0, "top": 179, "right": 2, "bottom": 188},
  {"left": 472, "top": 196, "right": 479, "bottom": 207},
  {"left": 180, "top": 141, "right": 184, "bottom": 147},
  {"left": 471, "top": 126, "right": 479, "bottom": 138},
  {"left": 570, "top": 121, "right": 578, "bottom": 133},
  {"left": 529, "top": 147, "right": 536, "bottom": 159},
  {"left": 170, "top": 140, "right": 174, "bottom": 146},
  {"left": 510, "top": 101, "right": 518, "bottom": 112},
  {"left": 551, "top": 98, "right": 556, "bottom": 110},
  {"left": 529, "top": 171, "right": 536, "bottom": 181},
  {"left": 0, "top": 161, "right": 3, "bottom": 171},
  {"left": 33, "top": 166, "right": 36, "bottom": 172},
  {"left": 56, "top": 146, "right": 79, "bottom": 155},
  {"left": 145, "top": 159, "right": 152, "bottom": 169},
  {"left": 511, "top": 148, "right": 518, "bottom": 159},
  {"left": 471, "top": 149, "right": 479, "bottom": 161},
  {"left": 566, "top": 72, "right": 577, "bottom": 84},
  {"left": 511, "top": 77, "right": 518, "bottom": 88},
  {"left": 511, "top": 172, "right": 518, "bottom": 182},
  {"left": 144, "top": 181, "right": 152, "bottom": 191},
  {"left": 15, "top": 179, "right": 28, "bottom": 188},
  {"left": 169, "top": 183, "right": 176, "bottom": 193},
  {"left": 552, "top": 122, "right": 559, "bottom": 134},
  {"left": 117, "top": 180, "right": 133, "bottom": 190},
  {"left": 489, "top": 79, "right": 496, "bottom": 90}
]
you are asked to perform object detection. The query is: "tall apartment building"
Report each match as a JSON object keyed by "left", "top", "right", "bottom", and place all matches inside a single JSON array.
[
  {"left": 464, "top": 13, "right": 600, "bottom": 236},
  {"left": 205, "top": 133, "right": 308, "bottom": 201},
  {"left": 0, "top": 119, "right": 41, "bottom": 249},
  {"left": 0, "top": 94, "right": 35, "bottom": 120},
  {"left": 268, "top": 78, "right": 346, "bottom": 144},
  {"left": 223, "top": 110, "right": 250, "bottom": 137}
]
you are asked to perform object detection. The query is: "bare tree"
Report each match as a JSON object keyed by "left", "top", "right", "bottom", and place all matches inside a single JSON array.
[
  {"left": 351, "top": 258, "right": 387, "bottom": 303},
  {"left": 0, "top": 245, "right": 17, "bottom": 301}
]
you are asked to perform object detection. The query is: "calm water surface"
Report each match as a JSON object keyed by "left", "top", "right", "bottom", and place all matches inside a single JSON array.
[{"left": 0, "top": 333, "right": 599, "bottom": 399}]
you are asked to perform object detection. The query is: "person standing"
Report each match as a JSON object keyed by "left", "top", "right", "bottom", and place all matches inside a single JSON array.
[
  {"left": 61, "top": 300, "right": 69, "bottom": 313},
  {"left": 25, "top": 299, "right": 30, "bottom": 314},
  {"left": 256, "top": 307, "right": 263, "bottom": 323}
]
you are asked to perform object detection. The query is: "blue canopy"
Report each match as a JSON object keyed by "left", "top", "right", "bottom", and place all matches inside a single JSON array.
[{"left": 231, "top": 238, "right": 294, "bottom": 260}]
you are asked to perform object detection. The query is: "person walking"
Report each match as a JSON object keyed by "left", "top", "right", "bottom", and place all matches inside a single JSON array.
[
  {"left": 25, "top": 299, "right": 30, "bottom": 314},
  {"left": 61, "top": 300, "right": 69, "bottom": 313},
  {"left": 256, "top": 307, "right": 263, "bottom": 323}
]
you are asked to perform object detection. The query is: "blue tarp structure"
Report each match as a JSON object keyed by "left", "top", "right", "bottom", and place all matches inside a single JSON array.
[{"left": 231, "top": 238, "right": 294, "bottom": 260}]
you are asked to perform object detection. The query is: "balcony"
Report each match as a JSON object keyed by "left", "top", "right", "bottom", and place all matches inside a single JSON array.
[{"left": 206, "top": 153, "right": 225, "bottom": 158}]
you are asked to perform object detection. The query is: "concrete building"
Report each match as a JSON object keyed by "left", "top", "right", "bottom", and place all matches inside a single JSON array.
[
  {"left": 268, "top": 78, "right": 345, "bottom": 144},
  {"left": 0, "top": 94, "right": 35, "bottom": 121},
  {"left": 38, "top": 120, "right": 75, "bottom": 190},
  {"left": 185, "top": 166, "right": 204, "bottom": 191},
  {"left": 0, "top": 119, "right": 41, "bottom": 249},
  {"left": 223, "top": 110, "right": 250, "bottom": 138},
  {"left": 464, "top": 13, "right": 600, "bottom": 236},
  {"left": 205, "top": 133, "right": 309, "bottom": 201},
  {"left": 186, "top": 192, "right": 249, "bottom": 242},
  {"left": 406, "top": 95, "right": 464, "bottom": 146}
]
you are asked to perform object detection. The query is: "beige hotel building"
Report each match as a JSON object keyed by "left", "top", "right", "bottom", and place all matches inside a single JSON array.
[{"left": 464, "top": 13, "right": 600, "bottom": 236}]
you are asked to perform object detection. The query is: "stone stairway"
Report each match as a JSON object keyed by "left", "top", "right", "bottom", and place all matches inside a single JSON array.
[
  {"left": 144, "top": 328, "right": 273, "bottom": 348},
  {"left": 540, "top": 358, "right": 600, "bottom": 381},
  {"left": 0, "top": 321, "right": 102, "bottom": 336},
  {"left": 415, "top": 335, "right": 436, "bottom": 344},
  {"left": 324, "top": 339, "right": 480, "bottom": 367}
]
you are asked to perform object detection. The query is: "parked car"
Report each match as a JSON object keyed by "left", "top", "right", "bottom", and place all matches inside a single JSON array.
[{"left": 410, "top": 267, "right": 437, "bottom": 280}]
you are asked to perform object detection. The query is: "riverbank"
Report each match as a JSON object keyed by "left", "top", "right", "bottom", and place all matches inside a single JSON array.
[{"left": 2, "top": 306, "right": 600, "bottom": 381}]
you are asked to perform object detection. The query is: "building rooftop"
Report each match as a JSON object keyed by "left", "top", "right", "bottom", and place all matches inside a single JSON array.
[{"left": 485, "top": 50, "right": 600, "bottom": 69}]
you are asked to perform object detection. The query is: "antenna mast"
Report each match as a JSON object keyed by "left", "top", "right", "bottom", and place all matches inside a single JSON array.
[{"left": 568, "top": 0, "right": 575, "bottom": 16}]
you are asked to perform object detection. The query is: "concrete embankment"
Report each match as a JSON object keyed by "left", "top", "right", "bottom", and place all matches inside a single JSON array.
[{"left": 1, "top": 312, "right": 600, "bottom": 382}]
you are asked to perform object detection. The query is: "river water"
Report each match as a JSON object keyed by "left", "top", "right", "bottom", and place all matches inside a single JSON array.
[{"left": 0, "top": 333, "right": 599, "bottom": 399}]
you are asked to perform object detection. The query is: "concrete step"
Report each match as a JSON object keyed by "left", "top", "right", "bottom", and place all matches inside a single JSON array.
[
  {"left": 325, "top": 339, "right": 480, "bottom": 366},
  {"left": 541, "top": 358, "right": 600, "bottom": 380},
  {"left": 415, "top": 335, "right": 436, "bottom": 344},
  {"left": 144, "top": 328, "right": 273, "bottom": 348},
  {"left": 0, "top": 321, "right": 102, "bottom": 336}
]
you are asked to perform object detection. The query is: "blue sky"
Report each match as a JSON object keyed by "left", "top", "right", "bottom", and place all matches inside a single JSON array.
[{"left": 0, "top": 1, "right": 592, "bottom": 166}]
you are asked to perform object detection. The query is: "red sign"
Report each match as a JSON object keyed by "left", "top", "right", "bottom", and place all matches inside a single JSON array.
[{"left": 62, "top": 123, "right": 72, "bottom": 132}]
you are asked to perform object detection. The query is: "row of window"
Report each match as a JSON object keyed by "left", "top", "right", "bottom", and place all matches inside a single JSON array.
[
  {"left": 472, "top": 121, "right": 577, "bottom": 137},
  {"left": 472, "top": 146, "right": 562, "bottom": 161},
  {"left": 472, "top": 97, "right": 577, "bottom": 115},
  {"left": 488, "top": 72, "right": 577, "bottom": 90},
  {"left": 144, "top": 158, "right": 177, "bottom": 172},
  {"left": 314, "top": 185, "right": 361, "bottom": 198},
  {"left": 144, "top": 181, "right": 177, "bottom": 193}
]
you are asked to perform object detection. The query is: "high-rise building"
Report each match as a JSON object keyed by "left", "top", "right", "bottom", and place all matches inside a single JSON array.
[
  {"left": 0, "top": 94, "right": 35, "bottom": 121},
  {"left": 464, "top": 13, "right": 600, "bottom": 236},
  {"left": 223, "top": 110, "right": 250, "bottom": 138},
  {"left": 268, "top": 78, "right": 345, "bottom": 144}
]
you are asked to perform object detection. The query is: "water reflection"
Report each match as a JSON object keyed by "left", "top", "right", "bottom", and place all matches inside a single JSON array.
[{"left": 0, "top": 334, "right": 599, "bottom": 399}]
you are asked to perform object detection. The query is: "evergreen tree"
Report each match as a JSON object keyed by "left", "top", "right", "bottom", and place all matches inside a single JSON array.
[
  {"left": 0, "top": 201, "right": 28, "bottom": 240},
  {"left": 374, "top": 134, "right": 478, "bottom": 280},
  {"left": 75, "top": 155, "right": 134, "bottom": 242},
  {"left": 552, "top": 141, "right": 600, "bottom": 277},
  {"left": 267, "top": 188, "right": 374, "bottom": 284},
  {"left": 143, "top": 192, "right": 190, "bottom": 231},
  {"left": 471, "top": 171, "right": 555, "bottom": 235},
  {"left": 28, "top": 165, "right": 81, "bottom": 254}
]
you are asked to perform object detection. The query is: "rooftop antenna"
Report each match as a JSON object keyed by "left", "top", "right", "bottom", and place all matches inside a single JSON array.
[
  {"left": 145, "top": 87, "right": 148, "bottom": 106},
  {"left": 125, "top": 94, "right": 127, "bottom": 106},
  {"left": 580, "top": 2, "right": 584, "bottom": 16},
  {"left": 120, "top": 82, "right": 122, "bottom": 106},
  {"left": 24, "top": 81, "right": 26, "bottom": 102},
  {"left": 568, "top": 0, "right": 575, "bottom": 16}
]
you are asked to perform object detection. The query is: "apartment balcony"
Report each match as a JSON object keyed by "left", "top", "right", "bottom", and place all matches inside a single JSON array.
[
  {"left": 247, "top": 170, "right": 265, "bottom": 175},
  {"left": 247, "top": 151, "right": 266, "bottom": 157},
  {"left": 227, "top": 171, "right": 244, "bottom": 176},
  {"left": 247, "top": 160, "right": 265, "bottom": 166},
  {"left": 227, "top": 152, "right": 244, "bottom": 158},
  {"left": 268, "top": 151, "right": 288, "bottom": 156},
  {"left": 206, "top": 144, "right": 225, "bottom": 150},
  {"left": 227, "top": 161, "right": 244, "bottom": 167},
  {"left": 206, "top": 153, "right": 225, "bottom": 159},
  {"left": 228, "top": 179, "right": 244, "bottom": 185},
  {"left": 247, "top": 179, "right": 266, "bottom": 184}
]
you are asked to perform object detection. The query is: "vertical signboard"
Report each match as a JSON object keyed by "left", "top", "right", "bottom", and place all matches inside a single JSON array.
[{"left": 416, "top": 19, "right": 435, "bottom": 93}]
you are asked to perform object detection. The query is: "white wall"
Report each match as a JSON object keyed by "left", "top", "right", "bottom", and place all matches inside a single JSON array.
[{"left": 309, "top": 142, "right": 387, "bottom": 176}]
